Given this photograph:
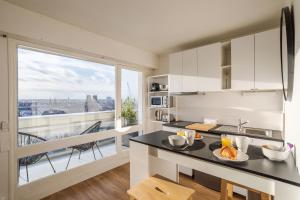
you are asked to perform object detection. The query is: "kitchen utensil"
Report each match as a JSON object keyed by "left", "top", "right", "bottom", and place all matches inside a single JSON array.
[
  {"left": 185, "top": 123, "right": 216, "bottom": 131},
  {"left": 185, "top": 130, "right": 196, "bottom": 146},
  {"left": 213, "top": 148, "right": 249, "bottom": 162},
  {"left": 262, "top": 145, "right": 290, "bottom": 161},
  {"left": 162, "top": 114, "right": 174, "bottom": 122},
  {"left": 235, "top": 136, "right": 251, "bottom": 153},
  {"left": 168, "top": 135, "right": 186, "bottom": 147},
  {"left": 159, "top": 84, "right": 168, "bottom": 91}
]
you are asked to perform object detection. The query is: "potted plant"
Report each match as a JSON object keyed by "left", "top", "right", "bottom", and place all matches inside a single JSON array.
[{"left": 121, "top": 97, "right": 137, "bottom": 126}]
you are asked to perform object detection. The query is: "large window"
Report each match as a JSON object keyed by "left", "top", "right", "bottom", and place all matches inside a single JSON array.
[
  {"left": 18, "top": 47, "right": 116, "bottom": 143},
  {"left": 121, "top": 69, "right": 141, "bottom": 148},
  {"left": 14, "top": 43, "right": 143, "bottom": 188},
  {"left": 17, "top": 47, "right": 119, "bottom": 184}
]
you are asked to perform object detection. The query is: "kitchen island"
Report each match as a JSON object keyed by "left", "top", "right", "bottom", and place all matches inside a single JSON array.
[{"left": 130, "top": 131, "right": 300, "bottom": 199}]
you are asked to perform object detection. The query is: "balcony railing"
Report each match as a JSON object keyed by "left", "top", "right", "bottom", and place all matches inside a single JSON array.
[{"left": 18, "top": 111, "right": 115, "bottom": 142}]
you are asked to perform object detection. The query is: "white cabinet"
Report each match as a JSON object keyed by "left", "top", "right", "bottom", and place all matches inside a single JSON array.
[
  {"left": 182, "top": 49, "right": 198, "bottom": 92},
  {"left": 231, "top": 35, "right": 255, "bottom": 90},
  {"left": 169, "top": 52, "right": 182, "bottom": 93},
  {"left": 197, "top": 43, "right": 221, "bottom": 91},
  {"left": 255, "top": 28, "right": 281, "bottom": 90}
]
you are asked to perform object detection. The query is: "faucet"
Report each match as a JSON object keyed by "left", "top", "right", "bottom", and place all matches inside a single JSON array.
[{"left": 237, "top": 118, "right": 249, "bottom": 133}]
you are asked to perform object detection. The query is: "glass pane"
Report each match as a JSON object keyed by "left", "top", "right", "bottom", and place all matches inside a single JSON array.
[
  {"left": 121, "top": 69, "right": 139, "bottom": 127},
  {"left": 121, "top": 131, "right": 142, "bottom": 149},
  {"left": 18, "top": 137, "right": 116, "bottom": 185},
  {"left": 17, "top": 47, "right": 116, "bottom": 145}
]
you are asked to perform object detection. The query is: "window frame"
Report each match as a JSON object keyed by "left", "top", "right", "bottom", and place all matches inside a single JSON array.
[{"left": 8, "top": 38, "right": 144, "bottom": 197}]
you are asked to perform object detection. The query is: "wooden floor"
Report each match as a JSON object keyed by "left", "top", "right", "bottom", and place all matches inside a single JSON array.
[{"left": 43, "top": 163, "right": 245, "bottom": 200}]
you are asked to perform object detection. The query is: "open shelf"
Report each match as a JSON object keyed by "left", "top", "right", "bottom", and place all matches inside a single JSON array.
[
  {"left": 148, "top": 91, "right": 169, "bottom": 94},
  {"left": 221, "top": 42, "right": 231, "bottom": 90}
]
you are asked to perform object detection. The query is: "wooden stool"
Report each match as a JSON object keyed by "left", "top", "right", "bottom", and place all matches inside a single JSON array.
[
  {"left": 220, "top": 179, "right": 272, "bottom": 200},
  {"left": 127, "top": 177, "right": 195, "bottom": 200}
]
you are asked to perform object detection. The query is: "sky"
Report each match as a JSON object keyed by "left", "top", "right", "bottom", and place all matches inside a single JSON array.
[{"left": 18, "top": 47, "right": 139, "bottom": 100}]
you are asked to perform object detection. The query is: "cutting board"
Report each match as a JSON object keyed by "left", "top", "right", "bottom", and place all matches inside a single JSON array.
[{"left": 185, "top": 123, "right": 216, "bottom": 132}]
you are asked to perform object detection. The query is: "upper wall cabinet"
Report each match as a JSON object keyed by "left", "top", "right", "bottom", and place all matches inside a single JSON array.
[
  {"left": 169, "top": 52, "right": 183, "bottom": 93},
  {"left": 197, "top": 43, "right": 222, "bottom": 91},
  {"left": 182, "top": 48, "right": 198, "bottom": 92},
  {"left": 255, "top": 28, "right": 281, "bottom": 90},
  {"left": 231, "top": 35, "right": 255, "bottom": 90}
]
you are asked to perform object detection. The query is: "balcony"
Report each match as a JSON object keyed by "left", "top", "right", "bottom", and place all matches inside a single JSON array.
[{"left": 18, "top": 111, "right": 137, "bottom": 185}]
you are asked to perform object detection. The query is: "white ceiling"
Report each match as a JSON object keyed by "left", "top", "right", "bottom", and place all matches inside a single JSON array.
[{"left": 6, "top": 0, "right": 284, "bottom": 55}]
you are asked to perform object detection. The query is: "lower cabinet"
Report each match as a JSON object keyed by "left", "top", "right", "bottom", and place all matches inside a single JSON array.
[{"left": 194, "top": 170, "right": 221, "bottom": 191}]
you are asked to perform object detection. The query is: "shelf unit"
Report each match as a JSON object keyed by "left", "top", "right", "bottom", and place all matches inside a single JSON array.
[
  {"left": 147, "top": 75, "right": 177, "bottom": 124},
  {"left": 221, "top": 42, "right": 231, "bottom": 90}
]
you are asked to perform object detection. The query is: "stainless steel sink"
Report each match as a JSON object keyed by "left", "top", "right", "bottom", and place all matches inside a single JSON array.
[
  {"left": 243, "top": 128, "right": 272, "bottom": 137},
  {"left": 214, "top": 125, "right": 238, "bottom": 133},
  {"left": 214, "top": 125, "right": 272, "bottom": 137}
]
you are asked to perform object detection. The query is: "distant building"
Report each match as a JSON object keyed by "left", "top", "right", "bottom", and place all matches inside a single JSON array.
[
  {"left": 42, "top": 109, "right": 66, "bottom": 115},
  {"left": 18, "top": 101, "right": 33, "bottom": 117},
  {"left": 84, "top": 95, "right": 100, "bottom": 112}
]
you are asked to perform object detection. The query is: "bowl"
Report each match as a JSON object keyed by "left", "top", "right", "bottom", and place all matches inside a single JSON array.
[
  {"left": 168, "top": 135, "right": 186, "bottom": 147},
  {"left": 262, "top": 145, "right": 290, "bottom": 161},
  {"left": 159, "top": 84, "right": 168, "bottom": 91}
]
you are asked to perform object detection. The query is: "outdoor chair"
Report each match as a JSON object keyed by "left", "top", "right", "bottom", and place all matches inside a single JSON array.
[
  {"left": 18, "top": 132, "right": 56, "bottom": 182},
  {"left": 65, "top": 120, "right": 103, "bottom": 169}
]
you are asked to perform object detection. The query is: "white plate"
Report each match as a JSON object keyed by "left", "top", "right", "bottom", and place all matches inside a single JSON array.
[
  {"left": 194, "top": 135, "right": 204, "bottom": 140},
  {"left": 213, "top": 148, "right": 249, "bottom": 162}
]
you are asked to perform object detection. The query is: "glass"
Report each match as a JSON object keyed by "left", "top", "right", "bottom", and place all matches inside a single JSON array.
[
  {"left": 185, "top": 130, "right": 196, "bottom": 146},
  {"left": 121, "top": 131, "right": 142, "bottom": 149},
  {"left": 221, "top": 134, "right": 232, "bottom": 147},
  {"left": 121, "top": 69, "right": 139, "bottom": 127},
  {"left": 17, "top": 47, "right": 116, "bottom": 145},
  {"left": 18, "top": 137, "right": 116, "bottom": 185}
]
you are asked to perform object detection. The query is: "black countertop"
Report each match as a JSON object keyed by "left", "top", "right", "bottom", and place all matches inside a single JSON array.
[
  {"left": 130, "top": 131, "right": 300, "bottom": 187},
  {"left": 163, "top": 121, "right": 284, "bottom": 142}
]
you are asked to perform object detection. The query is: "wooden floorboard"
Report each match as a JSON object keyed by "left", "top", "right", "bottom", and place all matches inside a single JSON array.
[{"left": 43, "top": 163, "right": 245, "bottom": 200}]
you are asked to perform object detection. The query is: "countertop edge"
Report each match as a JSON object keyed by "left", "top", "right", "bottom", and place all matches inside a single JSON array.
[{"left": 130, "top": 136, "right": 299, "bottom": 187}]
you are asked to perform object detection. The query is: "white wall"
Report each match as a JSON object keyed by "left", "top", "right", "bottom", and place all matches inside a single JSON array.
[
  {"left": 285, "top": 0, "right": 300, "bottom": 169},
  {"left": 176, "top": 91, "right": 283, "bottom": 130},
  {"left": 0, "top": 0, "right": 158, "bottom": 69}
]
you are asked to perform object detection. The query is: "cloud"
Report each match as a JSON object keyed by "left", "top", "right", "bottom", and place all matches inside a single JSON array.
[{"left": 18, "top": 48, "right": 116, "bottom": 99}]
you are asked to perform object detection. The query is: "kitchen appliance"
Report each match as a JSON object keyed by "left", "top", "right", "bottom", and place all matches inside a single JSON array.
[
  {"left": 154, "top": 110, "right": 163, "bottom": 121},
  {"left": 162, "top": 113, "right": 174, "bottom": 122},
  {"left": 150, "top": 83, "right": 160, "bottom": 91},
  {"left": 150, "top": 96, "right": 172, "bottom": 107},
  {"left": 280, "top": 6, "right": 295, "bottom": 101}
]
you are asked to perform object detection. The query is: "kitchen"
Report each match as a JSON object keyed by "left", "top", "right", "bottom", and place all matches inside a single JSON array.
[
  {"left": 1, "top": 0, "right": 300, "bottom": 200},
  {"left": 132, "top": 4, "right": 300, "bottom": 200}
]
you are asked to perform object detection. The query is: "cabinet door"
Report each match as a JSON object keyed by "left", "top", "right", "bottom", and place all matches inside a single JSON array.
[
  {"left": 169, "top": 52, "right": 182, "bottom": 93},
  {"left": 197, "top": 43, "right": 221, "bottom": 91},
  {"left": 182, "top": 49, "right": 198, "bottom": 92},
  {"left": 231, "top": 35, "right": 255, "bottom": 90},
  {"left": 255, "top": 28, "right": 281, "bottom": 89}
]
